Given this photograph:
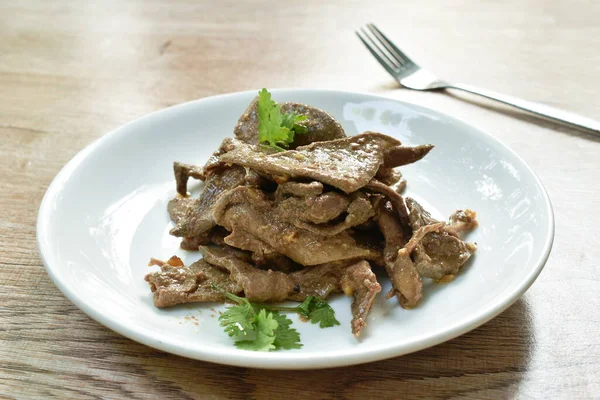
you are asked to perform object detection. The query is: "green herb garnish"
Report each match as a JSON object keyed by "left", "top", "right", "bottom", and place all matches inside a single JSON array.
[
  {"left": 260, "top": 296, "right": 341, "bottom": 329},
  {"left": 257, "top": 88, "right": 308, "bottom": 151},
  {"left": 217, "top": 290, "right": 339, "bottom": 352}
]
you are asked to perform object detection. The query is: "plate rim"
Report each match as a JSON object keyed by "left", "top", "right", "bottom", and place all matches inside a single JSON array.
[{"left": 36, "top": 88, "right": 555, "bottom": 369}]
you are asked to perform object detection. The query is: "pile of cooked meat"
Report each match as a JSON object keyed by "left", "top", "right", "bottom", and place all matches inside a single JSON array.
[{"left": 145, "top": 97, "right": 478, "bottom": 337}]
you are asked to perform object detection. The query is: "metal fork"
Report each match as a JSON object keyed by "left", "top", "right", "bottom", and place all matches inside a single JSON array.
[{"left": 357, "top": 23, "right": 600, "bottom": 136}]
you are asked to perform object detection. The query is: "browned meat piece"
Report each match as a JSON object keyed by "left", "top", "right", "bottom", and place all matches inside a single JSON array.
[
  {"left": 180, "top": 226, "right": 229, "bottom": 251},
  {"left": 233, "top": 96, "right": 261, "bottom": 144},
  {"left": 180, "top": 234, "right": 210, "bottom": 250},
  {"left": 445, "top": 209, "right": 478, "bottom": 237},
  {"left": 234, "top": 97, "right": 346, "bottom": 147},
  {"left": 173, "top": 139, "right": 243, "bottom": 197},
  {"left": 223, "top": 228, "right": 275, "bottom": 257},
  {"left": 244, "top": 169, "right": 272, "bottom": 188},
  {"left": 174, "top": 162, "right": 205, "bottom": 195},
  {"left": 375, "top": 167, "right": 402, "bottom": 186},
  {"left": 365, "top": 179, "right": 411, "bottom": 230},
  {"left": 201, "top": 246, "right": 348, "bottom": 302},
  {"left": 375, "top": 200, "right": 409, "bottom": 265},
  {"left": 321, "top": 192, "right": 374, "bottom": 229},
  {"left": 280, "top": 102, "right": 347, "bottom": 147},
  {"left": 406, "top": 197, "right": 478, "bottom": 239},
  {"left": 382, "top": 221, "right": 444, "bottom": 308},
  {"left": 219, "top": 132, "right": 402, "bottom": 193},
  {"left": 339, "top": 260, "right": 382, "bottom": 337},
  {"left": 405, "top": 197, "right": 477, "bottom": 282},
  {"left": 290, "top": 259, "right": 381, "bottom": 336},
  {"left": 146, "top": 251, "right": 326, "bottom": 305},
  {"left": 252, "top": 252, "right": 302, "bottom": 274},
  {"left": 288, "top": 259, "right": 378, "bottom": 301},
  {"left": 221, "top": 229, "right": 299, "bottom": 272},
  {"left": 404, "top": 222, "right": 447, "bottom": 252},
  {"left": 375, "top": 168, "right": 408, "bottom": 193},
  {"left": 376, "top": 195, "right": 478, "bottom": 307},
  {"left": 405, "top": 197, "right": 438, "bottom": 230},
  {"left": 412, "top": 232, "right": 477, "bottom": 281},
  {"left": 167, "top": 196, "right": 193, "bottom": 225},
  {"left": 202, "top": 137, "right": 243, "bottom": 176},
  {"left": 200, "top": 246, "right": 294, "bottom": 302},
  {"left": 393, "top": 178, "right": 407, "bottom": 194},
  {"left": 276, "top": 181, "right": 324, "bottom": 197},
  {"left": 289, "top": 192, "right": 375, "bottom": 236},
  {"left": 383, "top": 144, "right": 434, "bottom": 168},
  {"left": 286, "top": 262, "right": 347, "bottom": 300},
  {"left": 275, "top": 186, "right": 376, "bottom": 236},
  {"left": 375, "top": 200, "right": 421, "bottom": 307},
  {"left": 145, "top": 256, "right": 242, "bottom": 307},
  {"left": 169, "top": 166, "right": 246, "bottom": 238},
  {"left": 213, "top": 186, "right": 381, "bottom": 265},
  {"left": 200, "top": 246, "right": 375, "bottom": 302},
  {"left": 277, "top": 191, "right": 349, "bottom": 225},
  {"left": 385, "top": 248, "right": 422, "bottom": 308}
]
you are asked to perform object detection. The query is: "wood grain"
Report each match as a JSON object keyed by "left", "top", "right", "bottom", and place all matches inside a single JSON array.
[{"left": 1, "top": 0, "right": 599, "bottom": 398}]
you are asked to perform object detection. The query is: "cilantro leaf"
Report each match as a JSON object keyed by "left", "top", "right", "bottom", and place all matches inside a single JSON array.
[
  {"left": 215, "top": 285, "right": 338, "bottom": 352},
  {"left": 257, "top": 88, "right": 288, "bottom": 151},
  {"left": 234, "top": 309, "right": 278, "bottom": 352},
  {"left": 281, "top": 111, "right": 307, "bottom": 130},
  {"left": 285, "top": 296, "right": 340, "bottom": 328},
  {"left": 271, "top": 312, "right": 302, "bottom": 350},
  {"left": 282, "top": 111, "right": 308, "bottom": 137},
  {"left": 259, "top": 296, "right": 340, "bottom": 328},
  {"left": 257, "top": 88, "right": 307, "bottom": 151},
  {"left": 292, "top": 123, "right": 308, "bottom": 134},
  {"left": 307, "top": 298, "right": 340, "bottom": 328},
  {"left": 295, "top": 296, "right": 314, "bottom": 319},
  {"left": 218, "top": 296, "right": 256, "bottom": 337}
]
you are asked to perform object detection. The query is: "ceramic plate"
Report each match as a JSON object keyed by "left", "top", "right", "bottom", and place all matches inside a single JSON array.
[{"left": 37, "top": 89, "right": 554, "bottom": 369}]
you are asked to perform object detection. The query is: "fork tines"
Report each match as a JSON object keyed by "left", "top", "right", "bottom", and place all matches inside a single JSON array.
[{"left": 356, "top": 24, "right": 416, "bottom": 74}]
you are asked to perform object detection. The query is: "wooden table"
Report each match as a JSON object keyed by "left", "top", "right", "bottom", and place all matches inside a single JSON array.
[{"left": 2, "top": 1, "right": 599, "bottom": 398}]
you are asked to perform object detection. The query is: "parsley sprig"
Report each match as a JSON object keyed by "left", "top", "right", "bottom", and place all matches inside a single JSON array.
[
  {"left": 257, "top": 88, "right": 308, "bottom": 151},
  {"left": 217, "top": 290, "right": 339, "bottom": 352}
]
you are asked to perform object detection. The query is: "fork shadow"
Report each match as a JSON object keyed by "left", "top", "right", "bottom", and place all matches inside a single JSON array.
[
  {"left": 375, "top": 82, "right": 600, "bottom": 142},
  {"left": 124, "top": 298, "right": 533, "bottom": 399}
]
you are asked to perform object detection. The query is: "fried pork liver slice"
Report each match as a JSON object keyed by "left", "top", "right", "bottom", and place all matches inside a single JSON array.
[
  {"left": 144, "top": 256, "right": 241, "bottom": 307},
  {"left": 213, "top": 186, "right": 381, "bottom": 265},
  {"left": 375, "top": 200, "right": 422, "bottom": 308},
  {"left": 173, "top": 162, "right": 205, "bottom": 195},
  {"left": 339, "top": 260, "right": 382, "bottom": 337},
  {"left": 386, "top": 248, "right": 422, "bottom": 308},
  {"left": 169, "top": 165, "right": 246, "bottom": 238},
  {"left": 405, "top": 197, "right": 478, "bottom": 281},
  {"left": 382, "top": 144, "right": 434, "bottom": 168},
  {"left": 199, "top": 246, "right": 294, "bottom": 303},
  {"left": 275, "top": 191, "right": 375, "bottom": 236},
  {"left": 219, "top": 132, "right": 401, "bottom": 193}
]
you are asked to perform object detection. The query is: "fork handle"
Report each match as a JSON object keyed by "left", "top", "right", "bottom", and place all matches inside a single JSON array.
[{"left": 450, "top": 83, "right": 600, "bottom": 135}]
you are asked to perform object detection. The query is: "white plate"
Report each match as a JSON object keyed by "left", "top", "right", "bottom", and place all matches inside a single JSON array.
[{"left": 37, "top": 89, "right": 554, "bottom": 369}]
